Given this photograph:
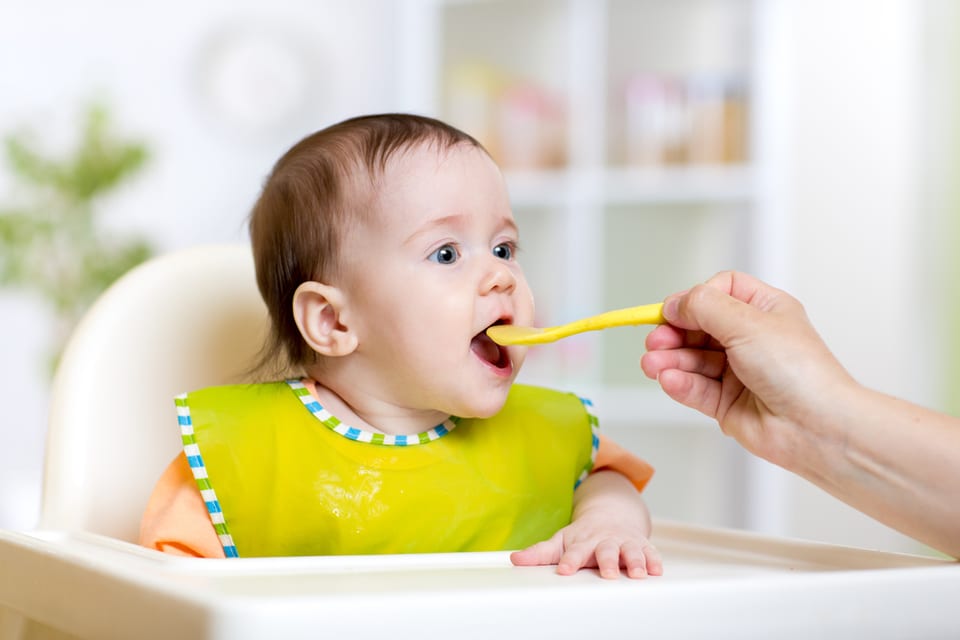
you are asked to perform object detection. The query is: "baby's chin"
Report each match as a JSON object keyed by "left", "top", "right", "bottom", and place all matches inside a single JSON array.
[{"left": 452, "top": 387, "right": 513, "bottom": 420}]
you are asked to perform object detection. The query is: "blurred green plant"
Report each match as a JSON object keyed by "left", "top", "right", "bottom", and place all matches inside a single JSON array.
[{"left": 0, "top": 104, "right": 153, "bottom": 372}]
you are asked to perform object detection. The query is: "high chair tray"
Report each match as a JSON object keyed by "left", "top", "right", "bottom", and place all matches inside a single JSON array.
[{"left": 1, "top": 521, "right": 956, "bottom": 639}]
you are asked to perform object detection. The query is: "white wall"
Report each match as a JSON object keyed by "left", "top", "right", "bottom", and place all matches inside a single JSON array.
[
  {"left": 769, "top": 0, "right": 951, "bottom": 554},
  {"left": 787, "top": 0, "right": 925, "bottom": 404}
]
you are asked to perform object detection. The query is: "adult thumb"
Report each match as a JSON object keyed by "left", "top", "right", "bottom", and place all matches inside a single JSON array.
[{"left": 663, "top": 282, "right": 758, "bottom": 349}]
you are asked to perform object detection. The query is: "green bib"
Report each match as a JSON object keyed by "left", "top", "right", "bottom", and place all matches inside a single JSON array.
[{"left": 178, "top": 381, "right": 597, "bottom": 558}]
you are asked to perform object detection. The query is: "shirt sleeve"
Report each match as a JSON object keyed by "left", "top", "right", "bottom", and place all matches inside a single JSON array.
[
  {"left": 593, "top": 434, "right": 655, "bottom": 493},
  {"left": 138, "top": 452, "right": 226, "bottom": 558}
]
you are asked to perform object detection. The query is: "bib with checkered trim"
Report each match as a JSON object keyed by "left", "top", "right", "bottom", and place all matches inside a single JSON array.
[{"left": 177, "top": 381, "right": 598, "bottom": 557}]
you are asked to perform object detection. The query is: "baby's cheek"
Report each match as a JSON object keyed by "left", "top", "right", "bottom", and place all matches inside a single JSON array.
[{"left": 519, "top": 284, "right": 536, "bottom": 323}]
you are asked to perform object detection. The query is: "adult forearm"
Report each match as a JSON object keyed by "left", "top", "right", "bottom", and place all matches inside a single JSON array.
[{"left": 786, "top": 385, "right": 960, "bottom": 558}]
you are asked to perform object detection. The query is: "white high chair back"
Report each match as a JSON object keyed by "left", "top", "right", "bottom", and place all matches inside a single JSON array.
[{"left": 40, "top": 244, "right": 269, "bottom": 543}]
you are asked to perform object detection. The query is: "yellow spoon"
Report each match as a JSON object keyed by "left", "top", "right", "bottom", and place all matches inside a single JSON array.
[{"left": 486, "top": 302, "right": 665, "bottom": 346}]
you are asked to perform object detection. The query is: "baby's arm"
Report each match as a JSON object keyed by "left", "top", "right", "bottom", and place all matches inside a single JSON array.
[
  {"left": 139, "top": 452, "right": 226, "bottom": 558},
  {"left": 510, "top": 469, "right": 662, "bottom": 578}
]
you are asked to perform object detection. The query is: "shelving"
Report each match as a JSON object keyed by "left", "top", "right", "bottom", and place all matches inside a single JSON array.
[{"left": 505, "top": 166, "right": 755, "bottom": 207}]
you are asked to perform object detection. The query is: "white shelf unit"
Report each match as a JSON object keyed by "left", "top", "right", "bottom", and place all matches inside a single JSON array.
[{"left": 394, "top": 0, "right": 786, "bottom": 532}]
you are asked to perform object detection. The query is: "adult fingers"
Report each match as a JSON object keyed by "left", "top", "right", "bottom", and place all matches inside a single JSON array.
[
  {"left": 640, "top": 348, "right": 727, "bottom": 381},
  {"left": 644, "top": 323, "right": 687, "bottom": 350},
  {"left": 664, "top": 283, "right": 757, "bottom": 348},
  {"left": 646, "top": 323, "right": 721, "bottom": 352},
  {"left": 656, "top": 369, "right": 723, "bottom": 420},
  {"left": 664, "top": 271, "right": 795, "bottom": 347}
]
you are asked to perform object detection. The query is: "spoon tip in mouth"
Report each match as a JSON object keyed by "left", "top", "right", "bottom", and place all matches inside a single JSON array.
[{"left": 486, "top": 324, "right": 544, "bottom": 346}]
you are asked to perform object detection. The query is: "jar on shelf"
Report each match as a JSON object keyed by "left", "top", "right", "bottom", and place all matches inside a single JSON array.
[
  {"left": 445, "top": 61, "right": 506, "bottom": 160},
  {"left": 495, "top": 81, "right": 566, "bottom": 170},
  {"left": 623, "top": 71, "right": 750, "bottom": 167},
  {"left": 623, "top": 73, "right": 689, "bottom": 167},
  {"left": 685, "top": 73, "right": 749, "bottom": 165}
]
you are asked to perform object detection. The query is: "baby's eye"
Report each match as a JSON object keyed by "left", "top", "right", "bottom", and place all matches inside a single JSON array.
[
  {"left": 429, "top": 244, "right": 460, "bottom": 265},
  {"left": 492, "top": 242, "right": 515, "bottom": 261}
]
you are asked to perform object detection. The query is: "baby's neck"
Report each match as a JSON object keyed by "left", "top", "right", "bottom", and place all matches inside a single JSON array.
[{"left": 304, "top": 378, "right": 450, "bottom": 436}]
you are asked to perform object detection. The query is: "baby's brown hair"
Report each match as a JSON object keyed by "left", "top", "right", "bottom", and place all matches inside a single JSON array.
[{"left": 248, "top": 113, "right": 483, "bottom": 377}]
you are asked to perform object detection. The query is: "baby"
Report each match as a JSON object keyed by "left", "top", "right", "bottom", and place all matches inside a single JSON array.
[{"left": 139, "top": 113, "right": 661, "bottom": 579}]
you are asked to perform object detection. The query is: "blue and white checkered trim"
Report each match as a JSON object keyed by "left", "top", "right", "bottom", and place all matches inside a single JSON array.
[
  {"left": 286, "top": 379, "right": 459, "bottom": 445},
  {"left": 574, "top": 396, "right": 600, "bottom": 489},
  {"left": 176, "top": 393, "right": 239, "bottom": 558}
]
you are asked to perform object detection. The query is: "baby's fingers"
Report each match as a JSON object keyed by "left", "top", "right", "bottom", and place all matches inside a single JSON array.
[
  {"left": 594, "top": 539, "right": 624, "bottom": 579},
  {"left": 509, "top": 533, "right": 562, "bottom": 567},
  {"left": 556, "top": 541, "right": 594, "bottom": 576},
  {"left": 622, "top": 539, "right": 663, "bottom": 579}
]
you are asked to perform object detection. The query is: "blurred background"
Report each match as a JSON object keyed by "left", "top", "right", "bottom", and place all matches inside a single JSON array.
[{"left": 1, "top": 0, "right": 957, "bottom": 555}]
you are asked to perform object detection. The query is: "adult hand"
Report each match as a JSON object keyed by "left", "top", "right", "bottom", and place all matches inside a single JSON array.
[
  {"left": 640, "top": 271, "right": 856, "bottom": 467},
  {"left": 641, "top": 271, "right": 960, "bottom": 558}
]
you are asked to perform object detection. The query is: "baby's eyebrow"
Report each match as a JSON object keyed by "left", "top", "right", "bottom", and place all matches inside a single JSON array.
[
  {"left": 403, "top": 214, "right": 518, "bottom": 245},
  {"left": 499, "top": 217, "right": 519, "bottom": 235},
  {"left": 403, "top": 214, "right": 465, "bottom": 245}
]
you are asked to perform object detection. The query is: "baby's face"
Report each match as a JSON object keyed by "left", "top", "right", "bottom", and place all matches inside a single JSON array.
[{"left": 336, "top": 142, "right": 535, "bottom": 419}]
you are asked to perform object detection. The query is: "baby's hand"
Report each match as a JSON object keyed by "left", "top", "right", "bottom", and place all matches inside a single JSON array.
[{"left": 509, "top": 515, "right": 662, "bottom": 579}]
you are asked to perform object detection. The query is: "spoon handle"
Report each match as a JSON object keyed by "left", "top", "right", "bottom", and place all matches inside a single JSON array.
[{"left": 566, "top": 302, "right": 665, "bottom": 336}]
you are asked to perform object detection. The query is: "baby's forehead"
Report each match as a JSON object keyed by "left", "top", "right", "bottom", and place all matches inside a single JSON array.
[
  {"left": 375, "top": 138, "right": 475, "bottom": 173},
  {"left": 344, "top": 140, "right": 500, "bottom": 230},
  {"left": 364, "top": 142, "right": 483, "bottom": 197}
]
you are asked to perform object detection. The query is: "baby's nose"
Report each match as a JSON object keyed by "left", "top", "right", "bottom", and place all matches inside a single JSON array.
[{"left": 481, "top": 261, "right": 517, "bottom": 294}]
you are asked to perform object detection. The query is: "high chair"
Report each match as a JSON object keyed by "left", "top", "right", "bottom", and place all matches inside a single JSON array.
[{"left": 1, "top": 244, "right": 957, "bottom": 640}]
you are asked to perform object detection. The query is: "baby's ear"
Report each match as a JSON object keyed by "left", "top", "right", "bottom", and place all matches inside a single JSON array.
[{"left": 292, "top": 281, "right": 358, "bottom": 358}]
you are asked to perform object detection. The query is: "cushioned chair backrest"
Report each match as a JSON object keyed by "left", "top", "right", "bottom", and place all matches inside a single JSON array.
[{"left": 40, "top": 244, "right": 270, "bottom": 543}]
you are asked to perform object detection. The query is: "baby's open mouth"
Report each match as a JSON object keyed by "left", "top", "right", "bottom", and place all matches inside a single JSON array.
[{"left": 471, "top": 320, "right": 511, "bottom": 369}]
